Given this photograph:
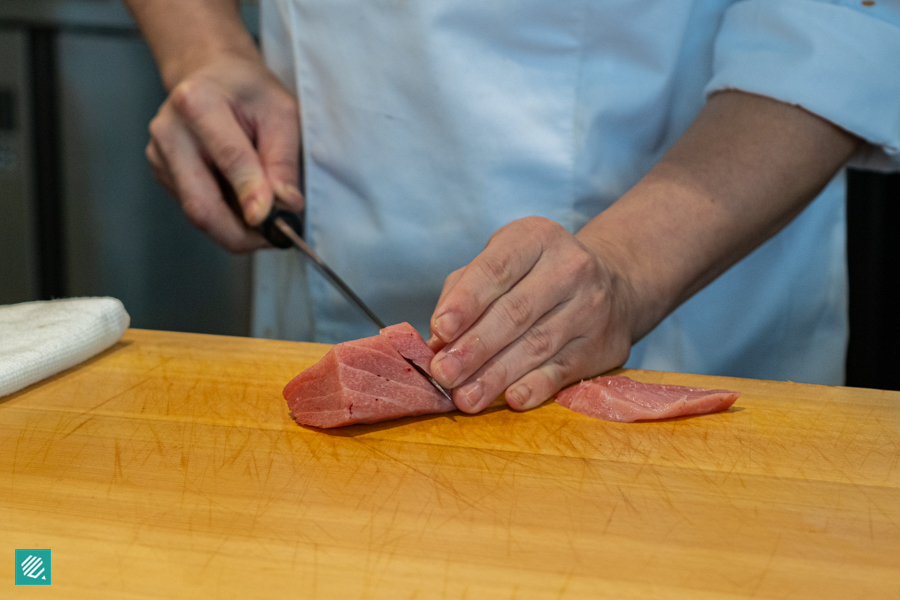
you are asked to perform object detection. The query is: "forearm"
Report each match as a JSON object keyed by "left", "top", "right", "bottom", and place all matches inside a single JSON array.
[
  {"left": 123, "top": 0, "right": 260, "bottom": 89},
  {"left": 577, "top": 90, "right": 862, "bottom": 342}
]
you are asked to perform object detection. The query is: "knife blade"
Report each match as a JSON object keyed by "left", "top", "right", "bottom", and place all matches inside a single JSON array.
[
  {"left": 269, "top": 217, "right": 452, "bottom": 403},
  {"left": 214, "top": 172, "right": 453, "bottom": 402},
  {"left": 212, "top": 168, "right": 384, "bottom": 330},
  {"left": 270, "top": 215, "right": 387, "bottom": 330}
]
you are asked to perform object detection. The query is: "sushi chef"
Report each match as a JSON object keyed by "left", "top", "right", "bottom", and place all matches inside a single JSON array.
[{"left": 125, "top": 0, "right": 900, "bottom": 413}]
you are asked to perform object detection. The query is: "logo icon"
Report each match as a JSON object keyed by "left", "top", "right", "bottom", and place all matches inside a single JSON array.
[{"left": 15, "top": 550, "right": 51, "bottom": 585}]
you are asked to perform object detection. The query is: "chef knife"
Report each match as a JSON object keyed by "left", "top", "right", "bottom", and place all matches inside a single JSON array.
[
  {"left": 214, "top": 172, "right": 453, "bottom": 402},
  {"left": 213, "top": 169, "right": 384, "bottom": 329}
]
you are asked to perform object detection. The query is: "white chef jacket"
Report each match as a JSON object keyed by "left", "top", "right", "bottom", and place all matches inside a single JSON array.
[{"left": 252, "top": 0, "right": 900, "bottom": 385}]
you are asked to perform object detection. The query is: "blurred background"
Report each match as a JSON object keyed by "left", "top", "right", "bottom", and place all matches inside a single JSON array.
[
  {"left": 0, "top": 0, "right": 258, "bottom": 337},
  {"left": 0, "top": 0, "right": 897, "bottom": 388}
]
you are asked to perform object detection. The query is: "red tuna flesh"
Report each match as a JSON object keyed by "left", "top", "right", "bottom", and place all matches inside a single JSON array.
[
  {"left": 555, "top": 375, "right": 739, "bottom": 423},
  {"left": 378, "top": 322, "right": 435, "bottom": 374},
  {"left": 283, "top": 323, "right": 455, "bottom": 428}
]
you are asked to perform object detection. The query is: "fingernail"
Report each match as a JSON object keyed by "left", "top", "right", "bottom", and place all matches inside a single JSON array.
[
  {"left": 458, "top": 380, "right": 483, "bottom": 411},
  {"left": 244, "top": 195, "right": 267, "bottom": 225},
  {"left": 242, "top": 195, "right": 257, "bottom": 220},
  {"left": 275, "top": 182, "right": 305, "bottom": 210},
  {"left": 507, "top": 384, "right": 532, "bottom": 410},
  {"left": 433, "top": 312, "right": 461, "bottom": 341},
  {"left": 433, "top": 353, "right": 462, "bottom": 388}
]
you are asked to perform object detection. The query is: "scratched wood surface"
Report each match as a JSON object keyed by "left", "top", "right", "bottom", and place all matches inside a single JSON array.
[{"left": 1, "top": 329, "right": 898, "bottom": 598}]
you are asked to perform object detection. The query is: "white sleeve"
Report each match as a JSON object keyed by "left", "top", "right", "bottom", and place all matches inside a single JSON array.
[{"left": 705, "top": 0, "right": 900, "bottom": 171}]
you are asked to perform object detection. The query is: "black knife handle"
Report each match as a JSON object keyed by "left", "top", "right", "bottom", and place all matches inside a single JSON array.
[
  {"left": 260, "top": 208, "right": 305, "bottom": 248},
  {"left": 214, "top": 167, "right": 305, "bottom": 248}
]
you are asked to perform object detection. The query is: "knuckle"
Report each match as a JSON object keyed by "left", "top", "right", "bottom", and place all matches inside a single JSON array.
[
  {"left": 446, "top": 267, "right": 464, "bottom": 282},
  {"left": 526, "top": 214, "right": 554, "bottom": 231},
  {"left": 147, "top": 115, "right": 165, "bottom": 141},
  {"left": 499, "top": 293, "right": 532, "bottom": 330},
  {"left": 561, "top": 251, "right": 602, "bottom": 293},
  {"left": 439, "top": 268, "right": 464, "bottom": 298},
  {"left": 520, "top": 325, "right": 556, "bottom": 359},
  {"left": 213, "top": 142, "right": 250, "bottom": 175},
  {"left": 169, "top": 80, "right": 207, "bottom": 121},
  {"left": 520, "top": 215, "right": 557, "bottom": 240},
  {"left": 566, "top": 247, "right": 595, "bottom": 276},
  {"left": 589, "top": 287, "right": 610, "bottom": 313},
  {"left": 478, "top": 252, "right": 514, "bottom": 288}
]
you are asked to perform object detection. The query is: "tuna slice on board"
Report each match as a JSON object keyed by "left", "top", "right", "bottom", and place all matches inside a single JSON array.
[
  {"left": 283, "top": 323, "right": 455, "bottom": 428},
  {"left": 555, "top": 375, "right": 739, "bottom": 423}
]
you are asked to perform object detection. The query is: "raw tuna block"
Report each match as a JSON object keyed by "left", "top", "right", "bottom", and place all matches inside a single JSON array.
[
  {"left": 283, "top": 323, "right": 454, "bottom": 428},
  {"left": 556, "top": 375, "right": 739, "bottom": 423}
]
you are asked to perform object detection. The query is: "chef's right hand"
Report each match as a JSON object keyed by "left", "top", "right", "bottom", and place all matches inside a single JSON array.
[{"left": 146, "top": 55, "right": 304, "bottom": 253}]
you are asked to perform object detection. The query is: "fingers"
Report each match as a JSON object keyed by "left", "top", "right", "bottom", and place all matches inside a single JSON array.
[
  {"left": 429, "top": 216, "right": 633, "bottom": 414},
  {"left": 431, "top": 256, "right": 570, "bottom": 389},
  {"left": 449, "top": 302, "right": 577, "bottom": 413},
  {"left": 427, "top": 268, "right": 464, "bottom": 352},
  {"left": 429, "top": 219, "right": 549, "bottom": 344},
  {"left": 430, "top": 217, "right": 571, "bottom": 388},
  {"left": 145, "top": 59, "right": 303, "bottom": 253},
  {"left": 148, "top": 102, "right": 268, "bottom": 252},
  {"left": 504, "top": 337, "right": 594, "bottom": 411},
  {"left": 169, "top": 79, "right": 272, "bottom": 225}
]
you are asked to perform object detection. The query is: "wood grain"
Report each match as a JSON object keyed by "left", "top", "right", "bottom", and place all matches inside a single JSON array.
[{"left": 1, "top": 329, "right": 898, "bottom": 598}]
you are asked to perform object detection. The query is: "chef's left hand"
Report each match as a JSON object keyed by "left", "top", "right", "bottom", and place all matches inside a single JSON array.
[
  {"left": 427, "top": 216, "right": 637, "bottom": 413},
  {"left": 427, "top": 91, "right": 863, "bottom": 414}
]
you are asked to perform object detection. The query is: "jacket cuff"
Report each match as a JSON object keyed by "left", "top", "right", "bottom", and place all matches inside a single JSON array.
[{"left": 705, "top": 0, "right": 900, "bottom": 169}]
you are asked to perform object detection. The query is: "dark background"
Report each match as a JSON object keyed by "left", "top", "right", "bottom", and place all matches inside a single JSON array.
[{"left": 846, "top": 169, "right": 900, "bottom": 391}]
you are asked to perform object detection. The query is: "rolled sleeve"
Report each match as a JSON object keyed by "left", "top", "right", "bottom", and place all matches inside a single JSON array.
[{"left": 705, "top": 0, "right": 900, "bottom": 169}]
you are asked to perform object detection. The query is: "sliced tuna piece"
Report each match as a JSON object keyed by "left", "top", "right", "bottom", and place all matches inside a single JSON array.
[
  {"left": 555, "top": 375, "right": 739, "bottom": 423},
  {"left": 283, "top": 323, "right": 455, "bottom": 428}
]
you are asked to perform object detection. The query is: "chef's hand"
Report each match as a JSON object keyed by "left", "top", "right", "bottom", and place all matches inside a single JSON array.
[
  {"left": 427, "top": 217, "right": 638, "bottom": 413},
  {"left": 146, "top": 55, "right": 304, "bottom": 252},
  {"left": 427, "top": 91, "right": 862, "bottom": 415}
]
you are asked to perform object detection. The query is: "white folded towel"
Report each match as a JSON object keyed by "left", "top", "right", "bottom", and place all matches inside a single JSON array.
[{"left": 0, "top": 297, "right": 130, "bottom": 397}]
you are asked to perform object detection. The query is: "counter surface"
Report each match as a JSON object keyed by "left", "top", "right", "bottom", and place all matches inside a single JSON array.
[{"left": 2, "top": 329, "right": 898, "bottom": 598}]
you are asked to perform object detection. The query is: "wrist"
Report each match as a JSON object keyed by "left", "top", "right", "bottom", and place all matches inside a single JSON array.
[
  {"left": 161, "top": 42, "right": 262, "bottom": 90},
  {"left": 574, "top": 227, "right": 662, "bottom": 345},
  {"left": 575, "top": 166, "right": 710, "bottom": 343},
  {"left": 125, "top": 0, "right": 262, "bottom": 90}
]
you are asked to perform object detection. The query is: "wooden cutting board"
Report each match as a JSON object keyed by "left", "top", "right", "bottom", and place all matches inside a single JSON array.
[{"left": 1, "top": 329, "right": 898, "bottom": 598}]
